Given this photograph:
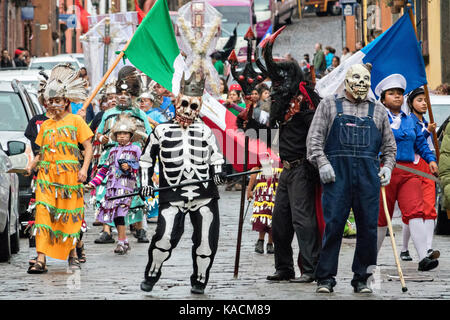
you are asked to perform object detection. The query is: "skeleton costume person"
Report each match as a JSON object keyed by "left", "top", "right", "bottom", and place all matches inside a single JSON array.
[
  {"left": 94, "top": 66, "right": 152, "bottom": 244},
  {"left": 306, "top": 63, "right": 397, "bottom": 293},
  {"left": 139, "top": 71, "right": 226, "bottom": 295}
]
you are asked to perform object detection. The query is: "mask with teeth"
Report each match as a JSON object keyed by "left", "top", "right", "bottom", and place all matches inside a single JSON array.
[
  {"left": 174, "top": 71, "right": 205, "bottom": 128},
  {"left": 344, "top": 63, "right": 372, "bottom": 101},
  {"left": 175, "top": 95, "right": 202, "bottom": 128}
]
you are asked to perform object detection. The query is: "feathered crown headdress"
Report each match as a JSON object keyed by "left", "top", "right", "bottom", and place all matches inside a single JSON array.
[
  {"left": 109, "top": 113, "right": 147, "bottom": 143},
  {"left": 43, "top": 63, "right": 87, "bottom": 103}
]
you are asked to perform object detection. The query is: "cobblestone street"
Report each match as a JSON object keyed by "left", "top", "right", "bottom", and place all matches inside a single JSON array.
[{"left": 0, "top": 188, "right": 449, "bottom": 301}]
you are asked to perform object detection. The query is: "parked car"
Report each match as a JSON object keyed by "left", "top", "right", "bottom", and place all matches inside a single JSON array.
[
  {"left": 0, "top": 80, "right": 41, "bottom": 236},
  {"left": 56, "top": 53, "right": 85, "bottom": 68},
  {"left": 0, "top": 141, "right": 27, "bottom": 262},
  {"left": 28, "top": 56, "right": 82, "bottom": 73},
  {"left": 0, "top": 69, "right": 43, "bottom": 93},
  {"left": 427, "top": 94, "right": 450, "bottom": 131},
  {"left": 424, "top": 94, "right": 450, "bottom": 235}
]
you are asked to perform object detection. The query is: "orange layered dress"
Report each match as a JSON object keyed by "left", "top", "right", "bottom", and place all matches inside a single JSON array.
[{"left": 33, "top": 114, "right": 93, "bottom": 260}]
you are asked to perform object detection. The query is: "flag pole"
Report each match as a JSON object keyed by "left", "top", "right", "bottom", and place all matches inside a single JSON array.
[
  {"left": 406, "top": 3, "right": 440, "bottom": 161},
  {"left": 82, "top": 38, "right": 132, "bottom": 111}
]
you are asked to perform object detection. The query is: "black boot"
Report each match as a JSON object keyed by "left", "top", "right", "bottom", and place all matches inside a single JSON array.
[
  {"left": 136, "top": 229, "right": 150, "bottom": 243},
  {"left": 418, "top": 257, "right": 439, "bottom": 271},
  {"left": 255, "top": 239, "right": 264, "bottom": 254}
]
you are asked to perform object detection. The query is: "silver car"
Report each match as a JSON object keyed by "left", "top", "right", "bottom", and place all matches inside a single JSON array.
[{"left": 0, "top": 141, "right": 26, "bottom": 262}]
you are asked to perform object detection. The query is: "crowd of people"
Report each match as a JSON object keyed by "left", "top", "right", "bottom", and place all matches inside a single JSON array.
[
  {"left": 1, "top": 48, "right": 31, "bottom": 68},
  {"left": 18, "top": 34, "right": 448, "bottom": 296}
]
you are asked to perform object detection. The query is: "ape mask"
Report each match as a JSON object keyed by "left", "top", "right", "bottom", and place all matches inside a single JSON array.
[{"left": 175, "top": 72, "right": 205, "bottom": 128}]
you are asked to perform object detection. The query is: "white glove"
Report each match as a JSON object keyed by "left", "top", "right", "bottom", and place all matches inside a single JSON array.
[
  {"left": 319, "top": 163, "right": 336, "bottom": 184},
  {"left": 378, "top": 167, "right": 392, "bottom": 187}
]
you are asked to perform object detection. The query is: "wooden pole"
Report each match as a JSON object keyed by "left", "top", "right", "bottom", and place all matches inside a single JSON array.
[
  {"left": 81, "top": 38, "right": 132, "bottom": 111},
  {"left": 234, "top": 135, "right": 249, "bottom": 279},
  {"left": 381, "top": 187, "right": 408, "bottom": 292},
  {"left": 407, "top": 4, "right": 440, "bottom": 161}
]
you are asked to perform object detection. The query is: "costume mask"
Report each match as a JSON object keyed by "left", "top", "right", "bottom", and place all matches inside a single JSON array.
[
  {"left": 175, "top": 95, "right": 202, "bottom": 128},
  {"left": 344, "top": 64, "right": 371, "bottom": 101},
  {"left": 175, "top": 72, "right": 205, "bottom": 128}
]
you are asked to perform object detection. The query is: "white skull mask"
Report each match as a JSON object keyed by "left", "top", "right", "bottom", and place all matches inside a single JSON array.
[
  {"left": 345, "top": 64, "right": 371, "bottom": 101},
  {"left": 175, "top": 94, "right": 202, "bottom": 128}
]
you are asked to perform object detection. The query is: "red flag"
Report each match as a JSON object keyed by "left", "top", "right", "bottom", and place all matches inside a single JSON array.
[
  {"left": 135, "top": 0, "right": 146, "bottom": 24},
  {"left": 75, "top": 0, "right": 90, "bottom": 34}
]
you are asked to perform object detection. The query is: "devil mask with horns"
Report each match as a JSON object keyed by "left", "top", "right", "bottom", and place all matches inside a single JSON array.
[{"left": 174, "top": 71, "right": 206, "bottom": 128}]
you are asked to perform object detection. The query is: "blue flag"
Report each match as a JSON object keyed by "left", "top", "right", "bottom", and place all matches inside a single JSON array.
[{"left": 316, "top": 13, "right": 427, "bottom": 98}]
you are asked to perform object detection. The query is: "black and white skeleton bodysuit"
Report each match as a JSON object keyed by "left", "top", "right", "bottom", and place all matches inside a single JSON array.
[{"left": 139, "top": 118, "right": 225, "bottom": 291}]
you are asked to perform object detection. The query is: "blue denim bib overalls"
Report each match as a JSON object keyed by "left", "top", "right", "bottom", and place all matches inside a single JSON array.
[{"left": 315, "top": 97, "right": 382, "bottom": 286}]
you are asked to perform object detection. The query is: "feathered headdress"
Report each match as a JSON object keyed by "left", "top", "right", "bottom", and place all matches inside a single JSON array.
[
  {"left": 43, "top": 63, "right": 87, "bottom": 103},
  {"left": 109, "top": 113, "right": 147, "bottom": 143}
]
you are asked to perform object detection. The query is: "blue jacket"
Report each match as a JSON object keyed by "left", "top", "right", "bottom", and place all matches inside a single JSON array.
[
  {"left": 387, "top": 110, "right": 436, "bottom": 164},
  {"left": 410, "top": 112, "right": 431, "bottom": 140}
]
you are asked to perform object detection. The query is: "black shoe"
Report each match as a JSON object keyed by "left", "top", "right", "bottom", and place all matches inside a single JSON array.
[
  {"left": 266, "top": 243, "right": 274, "bottom": 254},
  {"left": 289, "top": 273, "right": 315, "bottom": 283},
  {"left": 191, "top": 284, "right": 205, "bottom": 294},
  {"left": 94, "top": 231, "right": 115, "bottom": 244},
  {"left": 140, "top": 279, "right": 155, "bottom": 292},
  {"left": 400, "top": 250, "right": 413, "bottom": 261},
  {"left": 353, "top": 281, "right": 373, "bottom": 293},
  {"left": 255, "top": 239, "right": 264, "bottom": 254},
  {"left": 418, "top": 257, "right": 439, "bottom": 271},
  {"left": 266, "top": 271, "right": 295, "bottom": 281},
  {"left": 136, "top": 229, "right": 150, "bottom": 243},
  {"left": 316, "top": 282, "right": 334, "bottom": 293},
  {"left": 427, "top": 249, "right": 440, "bottom": 260}
]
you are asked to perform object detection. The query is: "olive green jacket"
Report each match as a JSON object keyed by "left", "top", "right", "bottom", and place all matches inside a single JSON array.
[{"left": 439, "top": 123, "right": 450, "bottom": 209}]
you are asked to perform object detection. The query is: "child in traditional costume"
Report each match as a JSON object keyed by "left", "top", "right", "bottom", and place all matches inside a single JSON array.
[
  {"left": 88, "top": 113, "right": 143, "bottom": 255},
  {"left": 247, "top": 166, "right": 282, "bottom": 254}
]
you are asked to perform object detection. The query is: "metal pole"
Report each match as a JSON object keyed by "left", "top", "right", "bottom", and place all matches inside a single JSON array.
[{"left": 234, "top": 135, "right": 249, "bottom": 279}]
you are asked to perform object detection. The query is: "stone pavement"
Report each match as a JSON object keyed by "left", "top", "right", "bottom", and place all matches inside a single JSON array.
[{"left": 0, "top": 187, "right": 449, "bottom": 301}]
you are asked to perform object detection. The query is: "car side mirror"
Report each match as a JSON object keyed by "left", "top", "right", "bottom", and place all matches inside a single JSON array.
[{"left": 7, "top": 141, "right": 26, "bottom": 156}]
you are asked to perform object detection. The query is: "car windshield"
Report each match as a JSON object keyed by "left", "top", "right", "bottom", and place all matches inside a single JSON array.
[
  {"left": 0, "top": 92, "right": 28, "bottom": 131},
  {"left": 76, "top": 57, "right": 85, "bottom": 65},
  {"left": 254, "top": 0, "right": 269, "bottom": 11},
  {"left": 214, "top": 6, "right": 251, "bottom": 37},
  {"left": 30, "top": 61, "right": 79, "bottom": 71},
  {"left": 426, "top": 104, "right": 450, "bottom": 128}
]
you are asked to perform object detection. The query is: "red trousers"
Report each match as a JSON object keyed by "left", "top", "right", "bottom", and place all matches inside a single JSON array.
[
  {"left": 378, "top": 161, "right": 433, "bottom": 226},
  {"left": 415, "top": 157, "right": 437, "bottom": 220}
]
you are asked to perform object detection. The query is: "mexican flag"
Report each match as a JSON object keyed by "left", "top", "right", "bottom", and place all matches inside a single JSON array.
[{"left": 124, "top": 0, "right": 185, "bottom": 95}]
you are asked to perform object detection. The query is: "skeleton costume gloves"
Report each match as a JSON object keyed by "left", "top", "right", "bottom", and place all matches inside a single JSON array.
[
  {"left": 140, "top": 185, "right": 155, "bottom": 199},
  {"left": 213, "top": 164, "right": 227, "bottom": 186}
]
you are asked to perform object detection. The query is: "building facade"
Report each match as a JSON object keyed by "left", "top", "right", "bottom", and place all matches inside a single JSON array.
[{"left": 344, "top": 0, "right": 448, "bottom": 90}]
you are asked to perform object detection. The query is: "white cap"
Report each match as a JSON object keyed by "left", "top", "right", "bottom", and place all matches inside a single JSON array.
[{"left": 374, "top": 74, "right": 407, "bottom": 97}]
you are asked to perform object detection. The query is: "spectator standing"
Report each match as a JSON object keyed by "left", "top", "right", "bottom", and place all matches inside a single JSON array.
[
  {"left": 1, "top": 49, "right": 13, "bottom": 68},
  {"left": 341, "top": 47, "right": 352, "bottom": 62},
  {"left": 313, "top": 43, "right": 326, "bottom": 78},
  {"left": 324, "top": 46, "right": 335, "bottom": 69}
]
